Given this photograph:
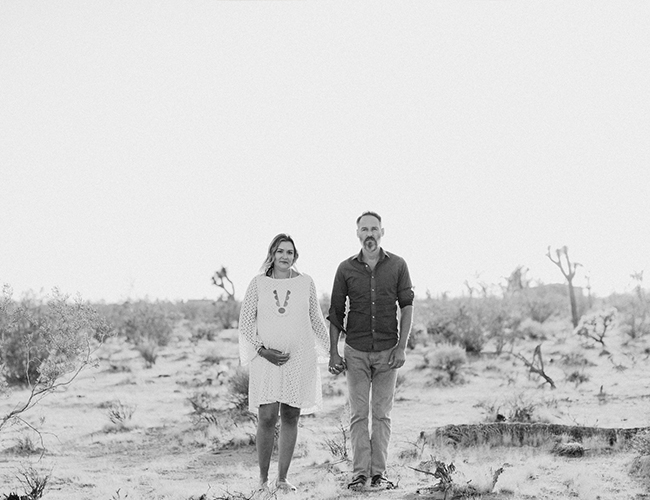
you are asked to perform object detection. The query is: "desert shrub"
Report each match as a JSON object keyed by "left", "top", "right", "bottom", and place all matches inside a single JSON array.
[
  {"left": 517, "top": 318, "right": 548, "bottom": 341},
  {"left": 117, "top": 300, "right": 177, "bottom": 346},
  {"left": 189, "top": 390, "right": 220, "bottom": 425},
  {"left": 0, "top": 293, "right": 50, "bottom": 386},
  {"left": 188, "top": 390, "right": 257, "bottom": 452},
  {"left": 425, "top": 299, "right": 485, "bottom": 354},
  {"left": 323, "top": 419, "right": 349, "bottom": 460},
  {"left": 191, "top": 323, "right": 220, "bottom": 342},
  {"left": 2, "top": 465, "right": 50, "bottom": 500},
  {"left": 566, "top": 370, "right": 590, "bottom": 385},
  {"left": 505, "top": 395, "right": 537, "bottom": 422},
  {"left": 607, "top": 290, "right": 650, "bottom": 339},
  {"left": 559, "top": 351, "right": 594, "bottom": 367},
  {"left": 481, "top": 298, "right": 522, "bottom": 354},
  {"left": 0, "top": 287, "right": 112, "bottom": 434},
  {"left": 423, "top": 343, "right": 467, "bottom": 383},
  {"left": 323, "top": 404, "right": 350, "bottom": 460},
  {"left": 106, "top": 400, "right": 136, "bottom": 426},
  {"left": 213, "top": 299, "right": 241, "bottom": 330},
  {"left": 508, "top": 284, "right": 577, "bottom": 323},
  {"left": 407, "top": 324, "right": 428, "bottom": 349},
  {"left": 116, "top": 300, "right": 179, "bottom": 365},
  {"left": 135, "top": 339, "right": 158, "bottom": 367},
  {"left": 180, "top": 298, "right": 241, "bottom": 331},
  {"left": 574, "top": 308, "right": 616, "bottom": 347},
  {"left": 478, "top": 394, "right": 543, "bottom": 423},
  {"left": 226, "top": 367, "right": 249, "bottom": 411}
]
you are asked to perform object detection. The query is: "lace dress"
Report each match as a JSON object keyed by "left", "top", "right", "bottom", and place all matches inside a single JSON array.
[{"left": 239, "top": 273, "right": 329, "bottom": 414}]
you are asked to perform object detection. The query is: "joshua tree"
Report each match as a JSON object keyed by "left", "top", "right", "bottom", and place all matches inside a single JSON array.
[
  {"left": 212, "top": 266, "right": 235, "bottom": 300},
  {"left": 546, "top": 246, "right": 581, "bottom": 328}
]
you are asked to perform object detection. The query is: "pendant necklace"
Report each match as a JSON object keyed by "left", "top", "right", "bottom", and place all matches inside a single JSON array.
[{"left": 272, "top": 268, "right": 291, "bottom": 314}]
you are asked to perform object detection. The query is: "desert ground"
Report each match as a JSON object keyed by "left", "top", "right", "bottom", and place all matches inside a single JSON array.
[{"left": 1, "top": 321, "right": 649, "bottom": 500}]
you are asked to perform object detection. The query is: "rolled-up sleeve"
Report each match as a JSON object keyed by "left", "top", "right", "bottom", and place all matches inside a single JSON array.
[
  {"left": 397, "top": 260, "right": 414, "bottom": 309},
  {"left": 327, "top": 262, "right": 348, "bottom": 333}
]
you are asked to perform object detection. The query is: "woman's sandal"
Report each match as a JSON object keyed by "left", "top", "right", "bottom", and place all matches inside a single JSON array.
[
  {"left": 275, "top": 479, "right": 298, "bottom": 492},
  {"left": 254, "top": 481, "right": 271, "bottom": 499}
]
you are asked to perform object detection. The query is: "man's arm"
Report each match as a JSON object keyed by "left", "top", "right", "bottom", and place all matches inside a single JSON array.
[
  {"left": 327, "top": 263, "right": 347, "bottom": 375},
  {"left": 388, "top": 304, "right": 413, "bottom": 369}
]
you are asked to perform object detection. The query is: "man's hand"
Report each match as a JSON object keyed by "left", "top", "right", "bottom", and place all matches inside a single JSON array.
[
  {"left": 328, "top": 352, "right": 346, "bottom": 376},
  {"left": 388, "top": 345, "right": 406, "bottom": 369}
]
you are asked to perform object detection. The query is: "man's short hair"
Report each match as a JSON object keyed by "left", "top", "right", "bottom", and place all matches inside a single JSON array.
[{"left": 356, "top": 211, "right": 382, "bottom": 225}]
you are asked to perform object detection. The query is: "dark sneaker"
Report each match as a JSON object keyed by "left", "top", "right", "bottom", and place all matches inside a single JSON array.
[
  {"left": 370, "top": 474, "right": 396, "bottom": 489},
  {"left": 347, "top": 475, "right": 367, "bottom": 490}
]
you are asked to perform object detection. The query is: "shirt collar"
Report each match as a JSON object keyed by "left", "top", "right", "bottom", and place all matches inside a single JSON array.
[{"left": 353, "top": 248, "right": 389, "bottom": 263}]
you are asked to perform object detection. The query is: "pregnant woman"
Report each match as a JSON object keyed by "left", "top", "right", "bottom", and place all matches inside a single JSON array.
[{"left": 239, "top": 233, "right": 328, "bottom": 494}]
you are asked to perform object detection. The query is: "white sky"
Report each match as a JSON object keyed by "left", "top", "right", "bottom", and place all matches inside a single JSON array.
[{"left": 1, "top": 1, "right": 649, "bottom": 303}]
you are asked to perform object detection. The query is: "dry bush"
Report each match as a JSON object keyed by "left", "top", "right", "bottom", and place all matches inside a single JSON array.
[
  {"left": 607, "top": 275, "right": 650, "bottom": 339},
  {"left": 559, "top": 350, "right": 594, "bottom": 367},
  {"left": 424, "top": 300, "right": 485, "bottom": 354},
  {"left": 135, "top": 339, "right": 158, "bottom": 368},
  {"left": 574, "top": 308, "right": 616, "bottom": 347},
  {"left": 323, "top": 404, "right": 350, "bottom": 461},
  {"left": 0, "top": 287, "right": 112, "bottom": 435},
  {"left": 116, "top": 300, "right": 179, "bottom": 366},
  {"left": 226, "top": 367, "right": 249, "bottom": 411},
  {"left": 517, "top": 318, "right": 548, "bottom": 341},
  {"left": 2, "top": 465, "right": 50, "bottom": 500},
  {"left": 476, "top": 393, "right": 550, "bottom": 424},
  {"left": 187, "top": 391, "right": 257, "bottom": 452},
  {"left": 566, "top": 370, "right": 590, "bottom": 386},
  {"left": 508, "top": 285, "right": 575, "bottom": 324},
  {"left": 191, "top": 323, "right": 220, "bottom": 342},
  {"left": 422, "top": 343, "right": 467, "bottom": 384},
  {"left": 106, "top": 400, "right": 136, "bottom": 427}
]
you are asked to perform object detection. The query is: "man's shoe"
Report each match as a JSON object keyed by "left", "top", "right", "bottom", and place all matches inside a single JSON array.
[
  {"left": 347, "top": 474, "right": 367, "bottom": 490},
  {"left": 370, "top": 474, "right": 396, "bottom": 489}
]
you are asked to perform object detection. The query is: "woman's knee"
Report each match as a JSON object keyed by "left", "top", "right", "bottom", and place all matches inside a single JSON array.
[
  {"left": 258, "top": 403, "right": 279, "bottom": 428},
  {"left": 280, "top": 404, "right": 301, "bottom": 425}
]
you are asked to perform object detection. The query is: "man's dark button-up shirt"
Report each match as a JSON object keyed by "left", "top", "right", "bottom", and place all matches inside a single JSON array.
[{"left": 328, "top": 248, "right": 414, "bottom": 352}]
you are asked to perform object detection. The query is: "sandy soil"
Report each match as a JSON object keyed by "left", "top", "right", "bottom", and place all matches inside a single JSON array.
[{"left": 1, "top": 326, "right": 649, "bottom": 499}]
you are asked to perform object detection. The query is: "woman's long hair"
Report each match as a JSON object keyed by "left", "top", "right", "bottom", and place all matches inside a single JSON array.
[{"left": 259, "top": 233, "right": 299, "bottom": 276}]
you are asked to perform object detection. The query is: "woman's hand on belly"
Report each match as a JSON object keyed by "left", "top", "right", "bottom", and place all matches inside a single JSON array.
[{"left": 260, "top": 348, "right": 290, "bottom": 367}]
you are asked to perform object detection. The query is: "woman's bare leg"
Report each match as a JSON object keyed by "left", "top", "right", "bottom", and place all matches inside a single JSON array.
[
  {"left": 277, "top": 403, "right": 301, "bottom": 482},
  {"left": 257, "top": 403, "right": 279, "bottom": 483}
]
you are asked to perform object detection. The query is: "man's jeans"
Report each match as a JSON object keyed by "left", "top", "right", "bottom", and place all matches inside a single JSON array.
[{"left": 344, "top": 343, "right": 397, "bottom": 478}]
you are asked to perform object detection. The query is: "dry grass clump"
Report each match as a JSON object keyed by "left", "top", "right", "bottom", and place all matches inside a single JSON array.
[
  {"left": 101, "top": 400, "right": 136, "bottom": 432},
  {"left": 1, "top": 465, "right": 50, "bottom": 500}
]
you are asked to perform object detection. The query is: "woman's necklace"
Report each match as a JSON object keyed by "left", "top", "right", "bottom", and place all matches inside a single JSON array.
[{"left": 271, "top": 269, "right": 291, "bottom": 314}]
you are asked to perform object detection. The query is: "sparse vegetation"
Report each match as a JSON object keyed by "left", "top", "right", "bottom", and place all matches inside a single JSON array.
[{"left": 1, "top": 281, "right": 648, "bottom": 498}]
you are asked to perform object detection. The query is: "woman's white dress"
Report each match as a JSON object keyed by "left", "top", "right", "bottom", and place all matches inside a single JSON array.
[{"left": 239, "top": 273, "right": 329, "bottom": 414}]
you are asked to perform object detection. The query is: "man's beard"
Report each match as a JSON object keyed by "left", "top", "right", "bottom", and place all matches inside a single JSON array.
[{"left": 364, "top": 237, "right": 377, "bottom": 249}]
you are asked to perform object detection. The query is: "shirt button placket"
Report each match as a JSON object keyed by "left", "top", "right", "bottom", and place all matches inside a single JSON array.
[{"left": 370, "top": 270, "right": 376, "bottom": 347}]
